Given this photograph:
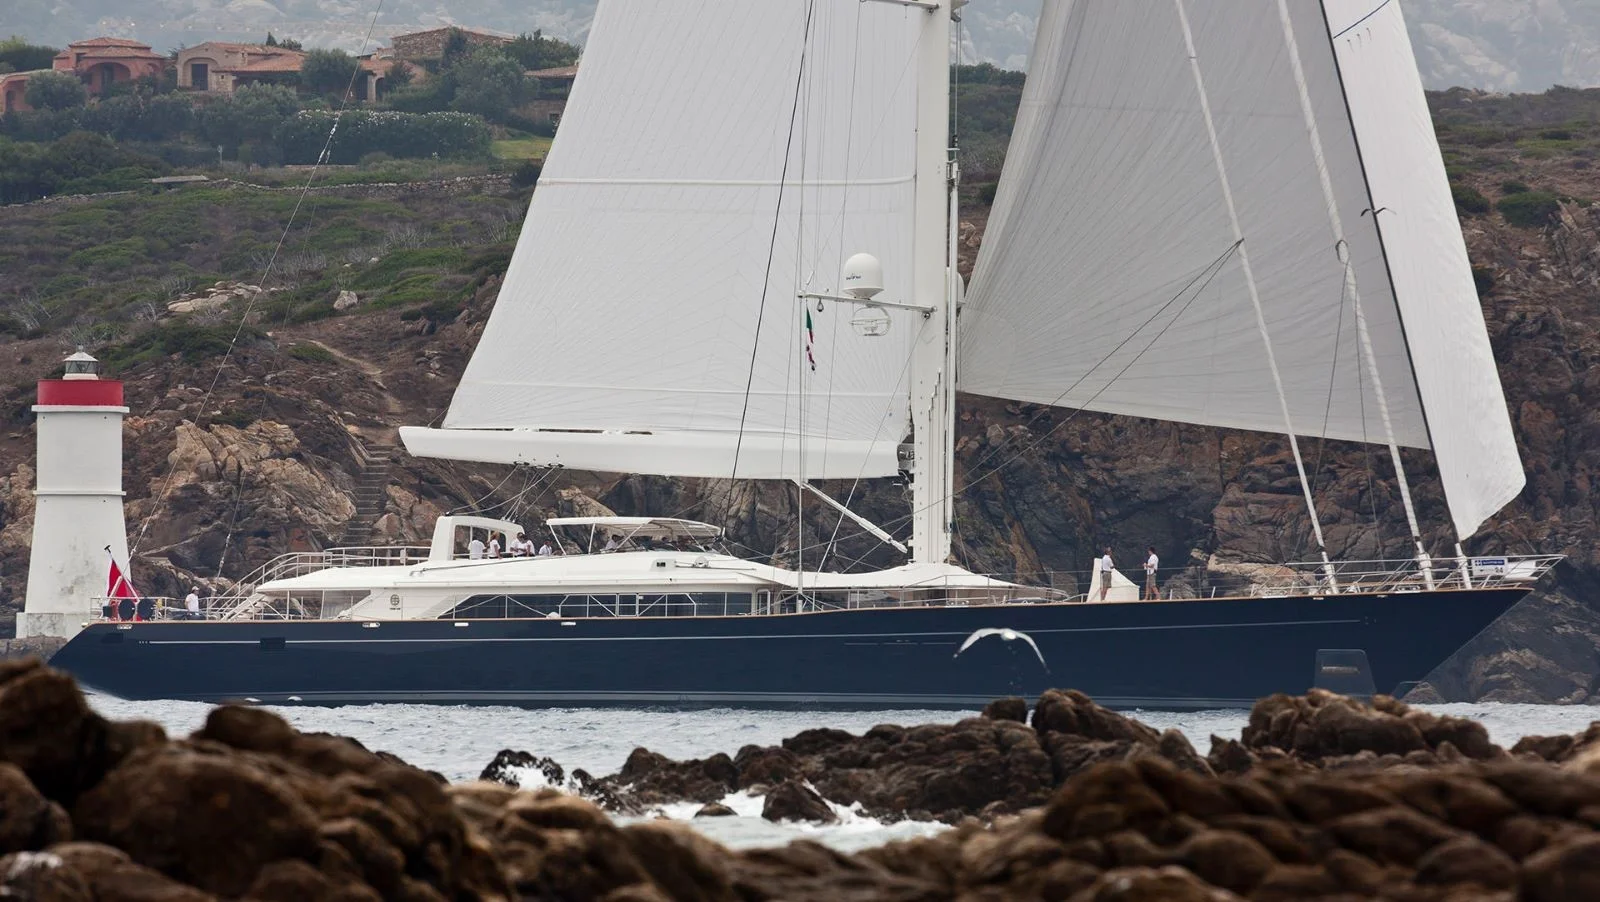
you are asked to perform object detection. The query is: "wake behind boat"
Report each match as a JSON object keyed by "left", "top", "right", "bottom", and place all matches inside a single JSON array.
[{"left": 38, "top": 0, "right": 1558, "bottom": 707}]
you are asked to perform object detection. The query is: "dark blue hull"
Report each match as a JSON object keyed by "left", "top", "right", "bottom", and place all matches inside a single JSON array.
[{"left": 49, "top": 587, "right": 1526, "bottom": 709}]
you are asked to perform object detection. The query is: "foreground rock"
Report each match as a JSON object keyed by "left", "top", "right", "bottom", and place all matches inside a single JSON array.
[
  {"left": 508, "top": 688, "right": 1521, "bottom": 823},
  {"left": 12, "top": 658, "right": 1600, "bottom": 901},
  {"left": 527, "top": 690, "right": 1215, "bottom": 824}
]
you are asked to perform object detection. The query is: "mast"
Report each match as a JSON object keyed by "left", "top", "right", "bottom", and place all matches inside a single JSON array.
[{"left": 907, "top": 0, "right": 955, "bottom": 564}]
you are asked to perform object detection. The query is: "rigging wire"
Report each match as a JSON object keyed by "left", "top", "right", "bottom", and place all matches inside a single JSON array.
[
  {"left": 964, "top": 241, "right": 1243, "bottom": 478},
  {"left": 773, "top": 240, "right": 1244, "bottom": 568},
  {"left": 1302, "top": 255, "right": 1354, "bottom": 560},
  {"left": 722, "top": 0, "right": 818, "bottom": 523},
  {"left": 129, "top": 0, "right": 388, "bottom": 568}
]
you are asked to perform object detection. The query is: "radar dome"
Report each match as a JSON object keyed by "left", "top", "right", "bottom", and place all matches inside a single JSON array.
[{"left": 842, "top": 253, "right": 884, "bottom": 300}]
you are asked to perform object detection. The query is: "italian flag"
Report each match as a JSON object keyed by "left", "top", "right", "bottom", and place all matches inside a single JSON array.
[{"left": 804, "top": 309, "right": 817, "bottom": 371}]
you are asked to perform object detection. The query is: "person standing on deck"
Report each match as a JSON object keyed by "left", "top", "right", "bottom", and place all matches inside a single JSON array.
[
  {"left": 487, "top": 536, "right": 502, "bottom": 559},
  {"left": 1144, "top": 547, "right": 1159, "bottom": 600},
  {"left": 184, "top": 587, "right": 201, "bottom": 620},
  {"left": 468, "top": 537, "right": 485, "bottom": 560},
  {"left": 1098, "top": 547, "right": 1114, "bottom": 601}
]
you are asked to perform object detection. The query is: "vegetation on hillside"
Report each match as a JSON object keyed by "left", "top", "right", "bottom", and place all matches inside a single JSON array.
[{"left": 0, "top": 181, "right": 526, "bottom": 359}]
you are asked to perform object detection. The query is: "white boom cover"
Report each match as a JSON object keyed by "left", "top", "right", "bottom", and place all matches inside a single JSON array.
[
  {"left": 424, "top": 0, "right": 922, "bottom": 481},
  {"left": 962, "top": 0, "right": 1522, "bottom": 538}
]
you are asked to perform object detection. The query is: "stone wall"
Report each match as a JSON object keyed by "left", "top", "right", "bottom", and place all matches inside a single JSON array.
[{"left": 392, "top": 28, "right": 511, "bottom": 61}]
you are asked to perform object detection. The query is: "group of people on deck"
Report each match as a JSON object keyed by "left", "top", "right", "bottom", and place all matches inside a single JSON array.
[
  {"left": 1096, "top": 546, "right": 1163, "bottom": 601},
  {"left": 467, "top": 532, "right": 552, "bottom": 560}
]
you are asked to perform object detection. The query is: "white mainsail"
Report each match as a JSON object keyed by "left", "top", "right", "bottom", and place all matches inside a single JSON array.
[
  {"left": 961, "top": 0, "right": 1522, "bottom": 539},
  {"left": 403, "top": 0, "right": 923, "bottom": 480}
]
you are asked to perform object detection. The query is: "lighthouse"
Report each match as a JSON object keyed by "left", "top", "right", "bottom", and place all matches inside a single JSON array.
[{"left": 18, "top": 350, "right": 130, "bottom": 640}]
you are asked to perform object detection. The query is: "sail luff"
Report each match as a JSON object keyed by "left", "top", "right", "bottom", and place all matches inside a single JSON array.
[{"left": 1320, "top": 0, "right": 1524, "bottom": 538}]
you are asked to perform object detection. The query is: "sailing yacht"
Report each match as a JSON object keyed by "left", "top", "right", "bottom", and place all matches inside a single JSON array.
[{"left": 51, "top": 0, "right": 1559, "bottom": 708}]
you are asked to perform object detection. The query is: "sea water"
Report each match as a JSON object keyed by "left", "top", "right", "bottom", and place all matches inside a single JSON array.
[{"left": 86, "top": 696, "right": 1600, "bottom": 850}]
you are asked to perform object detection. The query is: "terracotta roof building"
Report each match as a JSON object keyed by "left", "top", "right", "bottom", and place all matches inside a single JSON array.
[
  {"left": 176, "top": 42, "right": 307, "bottom": 94},
  {"left": 51, "top": 37, "right": 167, "bottom": 97}
]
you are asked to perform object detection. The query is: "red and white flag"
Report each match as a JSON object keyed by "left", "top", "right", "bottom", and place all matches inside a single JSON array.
[{"left": 106, "top": 549, "right": 139, "bottom": 620}]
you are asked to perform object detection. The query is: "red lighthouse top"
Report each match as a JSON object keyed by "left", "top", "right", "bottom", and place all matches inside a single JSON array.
[{"left": 36, "top": 350, "right": 123, "bottom": 407}]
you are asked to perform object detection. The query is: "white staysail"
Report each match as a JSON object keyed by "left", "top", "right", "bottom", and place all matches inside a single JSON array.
[
  {"left": 962, "top": 0, "right": 1522, "bottom": 539},
  {"left": 404, "top": 0, "right": 923, "bottom": 481}
]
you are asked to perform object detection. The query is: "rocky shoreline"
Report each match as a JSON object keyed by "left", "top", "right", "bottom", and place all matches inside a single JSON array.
[{"left": 5, "top": 658, "right": 1600, "bottom": 900}]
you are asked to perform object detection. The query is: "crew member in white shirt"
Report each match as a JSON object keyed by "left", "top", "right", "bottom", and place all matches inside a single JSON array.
[
  {"left": 511, "top": 532, "right": 529, "bottom": 556},
  {"left": 184, "top": 587, "right": 201, "bottom": 620},
  {"left": 1099, "top": 547, "right": 1114, "bottom": 601},
  {"left": 1144, "top": 546, "right": 1159, "bottom": 600},
  {"left": 487, "top": 536, "right": 502, "bottom": 559},
  {"left": 537, "top": 541, "right": 553, "bottom": 557},
  {"left": 468, "top": 537, "right": 485, "bottom": 560}
]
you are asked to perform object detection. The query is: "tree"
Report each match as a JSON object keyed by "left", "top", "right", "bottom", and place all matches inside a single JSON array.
[
  {"left": 0, "top": 37, "right": 58, "bottom": 73},
  {"left": 264, "top": 33, "right": 302, "bottom": 51},
  {"left": 299, "top": 48, "right": 358, "bottom": 98},
  {"left": 198, "top": 82, "right": 299, "bottom": 147},
  {"left": 505, "top": 30, "right": 580, "bottom": 71},
  {"left": 448, "top": 48, "right": 527, "bottom": 122},
  {"left": 24, "top": 70, "right": 87, "bottom": 111},
  {"left": 440, "top": 29, "right": 471, "bottom": 69}
]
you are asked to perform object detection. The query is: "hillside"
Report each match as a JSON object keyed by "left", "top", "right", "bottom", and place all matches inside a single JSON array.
[
  {"left": 18, "top": 0, "right": 1600, "bottom": 91},
  {"left": 3, "top": 86, "right": 1600, "bottom": 702}
]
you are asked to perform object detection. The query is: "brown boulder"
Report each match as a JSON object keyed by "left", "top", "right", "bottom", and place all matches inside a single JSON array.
[
  {"left": 1325, "top": 804, "right": 1463, "bottom": 867},
  {"left": 1413, "top": 835, "right": 1518, "bottom": 889},
  {"left": 0, "top": 851, "right": 91, "bottom": 901},
  {"left": 761, "top": 782, "right": 838, "bottom": 824},
  {"left": 0, "top": 762, "right": 70, "bottom": 854},
  {"left": 242, "top": 859, "right": 381, "bottom": 902},
  {"left": 982, "top": 697, "right": 1028, "bottom": 723},
  {"left": 71, "top": 746, "right": 321, "bottom": 897},
  {"left": 1032, "top": 689, "right": 1160, "bottom": 744},
  {"left": 1066, "top": 865, "right": 1242, "bottom": 902},
  {"left": 0, "top": 660, "right": 165, "bottom": 806},
  {"left": 1175, "top": 828, "right": 1276, "bottom": 893},
  {"left": 621, "top": 821, "right": 736, "bottom": 902},
  {"left": 1523, "top": 834, "right": 1600, "bottom": 902},
  {"left": 42, "top": 842, "right": 214, "bottom": 901},
  {"left": 694, "top": 803, "right": 736, "bottom": 818},
  {"left": 732, "top": 745, "right": 800, "bottom": 790}
]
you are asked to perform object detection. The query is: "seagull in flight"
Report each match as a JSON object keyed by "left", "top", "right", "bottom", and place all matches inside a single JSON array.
[{"left": 954, "top": 627, "right": 1048, "bottom": 671}]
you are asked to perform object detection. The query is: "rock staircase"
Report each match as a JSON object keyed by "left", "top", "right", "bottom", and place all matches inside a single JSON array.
[{"left": 339, "top": 440, "right": 396, "bottom": 543}]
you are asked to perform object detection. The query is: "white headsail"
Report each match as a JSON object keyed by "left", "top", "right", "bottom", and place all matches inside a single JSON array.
[
  {"left": 403, "top": 0, "right": 924, "bottom": 481},
  {"left": 962, "top": 0, "right": 1522, "bottom": 539}
]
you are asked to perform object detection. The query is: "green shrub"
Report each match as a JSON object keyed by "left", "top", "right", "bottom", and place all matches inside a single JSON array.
[
  {"left": 1452, "top": 183, "right": 1490, "bottom": 215},
  {"left": 208, "top": 405, "right": 256, "bottom": 429},
  {"left": 1500, "top": 180, "right": 1530, "bottom": 195},
  {"left": 1498, "top": 191, "right": 1562, "bottom": 228},
  {"left": 276, "top": 110, "right": 491, "bottom": 164},
  {"left": 288, "top": 343, "right": 336, "bottom": 364},
  {"left": 1472, "top": 266, "right": 1495, "bottom": 296},
  {"left": 510, "top": 159, "right": 541, "bottom": 188},
  {"left": 102, "top": 321, "right": 259, "bottom": 370}
]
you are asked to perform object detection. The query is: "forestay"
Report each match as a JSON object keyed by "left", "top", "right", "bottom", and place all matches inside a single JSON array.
[
  {"left": 404, "top": 0, "right": 922, "bottom": 480},
  {"left": 961, "top": 0, "right": 1522, "bottom": 538}
]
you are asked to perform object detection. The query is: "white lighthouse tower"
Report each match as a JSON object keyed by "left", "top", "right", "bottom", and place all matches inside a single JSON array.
[{"left": 18, "top": 350, "right": 131, "bottom": 640}]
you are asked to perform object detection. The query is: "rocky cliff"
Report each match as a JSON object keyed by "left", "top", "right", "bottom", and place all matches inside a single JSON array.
[{"left": 2, "top": 92, "right": 1600, "bottom": 702}]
